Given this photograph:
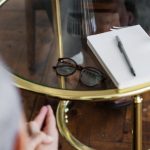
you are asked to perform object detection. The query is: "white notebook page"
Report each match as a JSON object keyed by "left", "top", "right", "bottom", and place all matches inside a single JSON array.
[{"left": 87, "top": 25, "right": 150, "bottom": 89}]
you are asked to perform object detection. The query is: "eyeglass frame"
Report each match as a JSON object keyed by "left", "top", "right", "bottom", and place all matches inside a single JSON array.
[{"left": 53, "top": 57, "right": 106, "bottom": 87}]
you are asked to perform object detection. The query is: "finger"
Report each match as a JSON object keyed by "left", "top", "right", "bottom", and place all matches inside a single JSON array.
[
  {"left": 34, "top": 106, "right": 48, "bottom": 129},
  {"left": 44, "top": 105, "right": 58, "bottom": 136},
  {"left": 29, "top": 132, "right": 53, "bottom": 149},
  {"left": 28, "top": 121, "right": 40, "bottom": 135}
]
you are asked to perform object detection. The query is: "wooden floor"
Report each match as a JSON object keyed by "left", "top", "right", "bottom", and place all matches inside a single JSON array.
[
  {"left": 1, "top": 0, "right": 150, "bottom": 150},
  {"left": 20, "top": 90, "right": 150, "bottom": 150}
]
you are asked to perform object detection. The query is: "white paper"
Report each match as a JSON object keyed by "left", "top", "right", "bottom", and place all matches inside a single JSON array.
[{"left": 87, "top": 25, "right": 150, "bottom": 89}]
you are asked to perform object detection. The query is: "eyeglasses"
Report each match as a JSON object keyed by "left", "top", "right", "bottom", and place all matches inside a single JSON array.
[{"left": 53, "top": 58, "right": 105, "bottom": 87}]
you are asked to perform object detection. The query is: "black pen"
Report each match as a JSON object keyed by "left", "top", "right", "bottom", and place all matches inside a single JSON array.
[{"left": 116, "top": 35, "right": 136, "bottom": 76}]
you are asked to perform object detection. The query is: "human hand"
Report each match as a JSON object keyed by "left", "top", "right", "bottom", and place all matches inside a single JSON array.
[{"left": 26, "top": 105, "right": 58, "bottom": 150}]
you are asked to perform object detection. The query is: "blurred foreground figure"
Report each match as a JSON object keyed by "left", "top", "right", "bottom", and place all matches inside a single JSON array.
[{"left": 0, "top": 60, "right": 58, "bottom": 150}]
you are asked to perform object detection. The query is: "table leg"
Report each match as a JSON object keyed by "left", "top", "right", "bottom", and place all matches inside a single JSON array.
[{"left": 132, "top": 95, "right": 143, "bottom": 150}]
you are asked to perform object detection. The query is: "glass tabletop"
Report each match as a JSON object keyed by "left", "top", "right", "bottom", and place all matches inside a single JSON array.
[{"left": 0, "top": 0, "right": 150, "bottom": 96}]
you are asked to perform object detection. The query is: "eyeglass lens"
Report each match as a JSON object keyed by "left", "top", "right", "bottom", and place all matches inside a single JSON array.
[
  {"left": 55, "top": 58, "right": 104, "bottom": 86},
  {"left": 80, "top": 68, "right": 103, "bottom": 86},
  {"left": 56, "top": 58, "right": 76, "bottom": 76}
]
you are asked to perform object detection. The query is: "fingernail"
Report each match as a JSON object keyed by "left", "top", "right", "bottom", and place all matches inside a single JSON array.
[
  {"left": 47, "top": 105, "right": 50, "bottom": 109},
  {"left": 41, "top": 106, "right": 47, "bottom": 110},
  {"left": 47, "top": 105, "right": 53, "bottom": 113},
  {"left": 40, "top": 106, "right": 47, "bottom": 112},
  {"left": 29, "top": 121, "right": 40, "bottom": 134},
  {"left": 44, "top": 136, "right": 53, "bottom": 143}
]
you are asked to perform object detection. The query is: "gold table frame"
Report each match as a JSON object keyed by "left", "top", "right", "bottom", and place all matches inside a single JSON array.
[
  {"left": 0, "top": 0, "right": 145, "bottom": 149},
  {"left": 13, "top": 69, "right": 145, "bottom": 150}
]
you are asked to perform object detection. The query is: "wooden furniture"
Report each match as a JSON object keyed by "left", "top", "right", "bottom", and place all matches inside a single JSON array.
[{"left": 25, "top": 0, "right": 53, "bottom": 72}]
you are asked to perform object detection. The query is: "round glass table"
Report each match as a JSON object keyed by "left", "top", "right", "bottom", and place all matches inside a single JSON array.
[{"left": 0, "top": 0, "right": 150, "bottom": 149}]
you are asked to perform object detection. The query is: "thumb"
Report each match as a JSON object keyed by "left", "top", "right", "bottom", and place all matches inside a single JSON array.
[{"left": 29, "top": 132, "right": 53, "bottom": 149}]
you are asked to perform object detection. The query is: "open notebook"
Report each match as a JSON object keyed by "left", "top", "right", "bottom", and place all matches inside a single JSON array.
[{"left": 87, "top": 25, "right": 150, "bottom": 89}]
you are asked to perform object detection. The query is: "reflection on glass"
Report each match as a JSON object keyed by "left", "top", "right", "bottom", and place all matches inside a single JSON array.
[
  {"left": 1, "top": 0, "right": 150, "bottom": 90},
  {"left": 60, "top": 0, "right": 97, "bottom": 58},
  {"left": 64, "top": 0, "right": 96, "bottom": 37}
]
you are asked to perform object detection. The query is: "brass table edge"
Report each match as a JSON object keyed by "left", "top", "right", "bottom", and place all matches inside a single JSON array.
[
  {"left": 56, "top": 101, "right": 95, "bottom": 150},
  {"left": 13, "top": 74, "right": 150, "bottom": 101}
]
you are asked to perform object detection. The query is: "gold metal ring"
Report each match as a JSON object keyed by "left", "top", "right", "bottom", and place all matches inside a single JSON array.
[
  {"left": 56, "top": 100, "right": 95, "bottom": 150},
  {"left": 13, "top": 74, "right": 150, "bottom": 101},
  {"left": 134, "top": 96, "right": 143, "bottom": 104}
]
